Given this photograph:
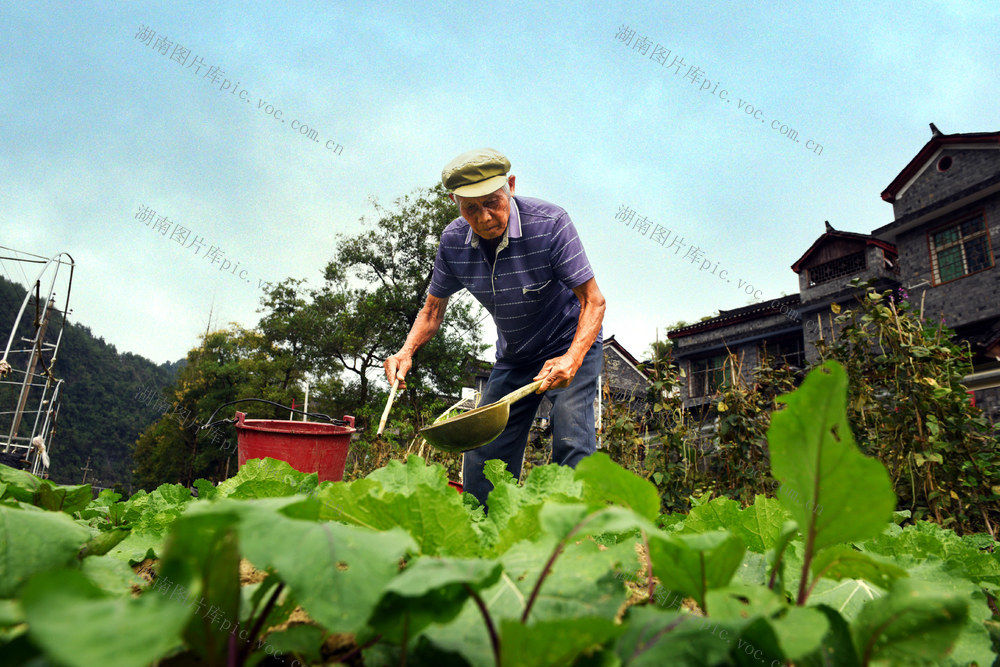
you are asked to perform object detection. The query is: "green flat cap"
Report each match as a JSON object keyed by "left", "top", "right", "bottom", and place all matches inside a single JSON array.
[{"left": 441, "top": 148, "right": 511, "bottom": 198}]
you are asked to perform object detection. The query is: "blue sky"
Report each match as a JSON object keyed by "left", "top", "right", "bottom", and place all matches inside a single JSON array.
[{"left": 2, "top": 1, "right": 997, "bottom": 377}]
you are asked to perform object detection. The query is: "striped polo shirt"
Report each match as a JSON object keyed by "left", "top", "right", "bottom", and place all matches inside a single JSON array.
[{"left": 430, "top": 195, "right": 600, "bottom": 369}]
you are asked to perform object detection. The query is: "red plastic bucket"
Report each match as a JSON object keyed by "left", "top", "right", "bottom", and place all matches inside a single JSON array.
[{"left": 235, "top": 411, "right": 355, "bottom": 482}]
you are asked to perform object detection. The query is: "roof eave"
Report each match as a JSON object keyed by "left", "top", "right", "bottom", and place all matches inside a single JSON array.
[{"left": 882, "top": 131, "right": 1000, "bottom": 202}]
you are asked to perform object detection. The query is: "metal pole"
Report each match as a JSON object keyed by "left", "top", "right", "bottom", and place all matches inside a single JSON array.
[
  {"left": 303, "top": 382, "right": 309, "bottom": 421},
  {"left": 7, "top": 296, "right": 54, "bottom": 451},
  {"left": 596, "top": 372, "right": 602, "bottom": 449}
]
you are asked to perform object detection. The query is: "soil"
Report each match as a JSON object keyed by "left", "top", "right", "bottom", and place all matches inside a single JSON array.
[
  {"left": 237, "top": 559, "right": 361, "bottom": 664},
  {"left": 239, "top": 558, "right": 267, "bottom": 585},
  {"left": 131, "top": 557, "right": 157, "bottom": 596}
]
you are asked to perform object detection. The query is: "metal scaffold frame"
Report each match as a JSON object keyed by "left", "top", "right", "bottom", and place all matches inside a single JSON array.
[{"left": 0, "top": 248, "right": 75, "bottom": 477}]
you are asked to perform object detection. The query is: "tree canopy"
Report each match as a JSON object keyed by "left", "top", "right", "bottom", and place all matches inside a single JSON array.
[
  {"left": 309, "top": 184, "right": 487, "bottom": 415},
  {"left": 129, "top": 184, "right": 488, "bottom": 488}
]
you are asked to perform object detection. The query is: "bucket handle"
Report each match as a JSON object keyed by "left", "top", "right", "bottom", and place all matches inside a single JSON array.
[{"left": 201, "top": 398, "right": 348, "bottom": 431}]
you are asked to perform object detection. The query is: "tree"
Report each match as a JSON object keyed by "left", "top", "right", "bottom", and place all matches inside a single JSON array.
[
  {"left": 131, "top": 325, "right": 304, "bottom": 490},
  {"left": 307, "top": 184, "right": 488, "bottom": 429},
  {"left": 647, "top": 321, "right": 692, "bottom": 362},
  {"left": 130, "top": 185, "right": 491, "bottom": 487}
]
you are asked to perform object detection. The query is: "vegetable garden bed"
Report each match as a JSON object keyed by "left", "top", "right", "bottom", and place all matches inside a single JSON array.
[{"left": 2, "top": 362, "right": 999, "bottom": 666}]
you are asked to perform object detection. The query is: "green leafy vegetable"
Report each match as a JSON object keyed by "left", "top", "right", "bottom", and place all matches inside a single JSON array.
[
  {"left": 851, "top": 579, "right": 968, "bottom": 665},
  {"left": 768, "top": 361, "right": 896, "bottom": 604},
  {"left": 0, "top": 505, "right": 91, "bottom": 597},
  {"left": 21, "top": 569, "right": 190, "bottom": 667}
]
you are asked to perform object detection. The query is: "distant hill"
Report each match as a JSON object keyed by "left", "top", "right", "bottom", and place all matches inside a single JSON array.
[{"left": 0, "top": 275, "right": 180, "bottom": 490}]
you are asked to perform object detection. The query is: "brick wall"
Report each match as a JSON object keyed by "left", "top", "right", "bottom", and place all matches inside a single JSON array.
[
  {"left": 893, "top": 147, "right": 1000, "bottom": 218},
  {"left": 672, "top": 311, "right": 801, "bottom": 406},
  {"left": 602, "top": 350, "right": 648, "bottom": 400},
  {"left": 894, "top": 197, "right": 1000, "bottom": 328},
  {"left": 798, "top": 245, "right": 900, "bottom": 304},
  {"left": 972, "top": 386, "right": 1000, "bottom": 424}
]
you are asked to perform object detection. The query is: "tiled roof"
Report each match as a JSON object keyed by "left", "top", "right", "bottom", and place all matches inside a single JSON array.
[
  {"left": 881, "top": 125, "right": 1000, "bottom": 203},
  {"left": 667, "top": 294, "right": 801, "bottom": 339}
]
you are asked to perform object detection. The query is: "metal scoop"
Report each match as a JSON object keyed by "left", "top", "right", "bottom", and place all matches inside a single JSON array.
[{"left": 420, "top": 380, "right": 543, "bottom": 453}]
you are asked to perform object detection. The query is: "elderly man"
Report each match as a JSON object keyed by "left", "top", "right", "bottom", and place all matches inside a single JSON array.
[{"left": 384, "top": 148, "right": 606, "bottom": 508}]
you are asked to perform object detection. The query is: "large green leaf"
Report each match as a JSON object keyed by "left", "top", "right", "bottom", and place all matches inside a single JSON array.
[
  {"left": 895, "top": 559, "right": 997, "bottom": 667},
  {"left": 809, "top": 546, "right": 908, "bottom": 589},
  {"left": 797, "top": 605, "right": 861, "bottom": 667},
  {"left": 647, "top": 530, "right": 746, "bottom": 614},
  {"left": 371, "top": 557, "right": 502, "bottom": 644},
  {"left": 859, "top": 520, "right": 1000, "bottom": 587},
  {"left": 0, "top": 464, "right": 42, "bottom": 503},
  {"left": 0, "top": 505, "right": 91, "bottom": 596},
  {"left": 105, "top": 530, "right": 165, "bottom": 564},
  {"left": 80, "top": 555, "right": 143, "bottom": 597},
  {"left": 681, "top": 494, "right": 792, "bottom": 553},
  {"left": 768, "top": 362, "right": 896, "bottom": 552},
  {"left": 236, "top": 503, "right": 416, "bottom": 634},
  {"left": 21, "top": 569, "right": 190, "bottom": 667},
  {"left": 613, "top": 607, "right": 741, "bottom": 666},
  {"left": 119, "top": 483, "right": 194, "bottom": 536},
  {"left": 704, "top": 581, "right": 787, "bottom": 622},
  {"left": 807, "top": 577, "right": 884, "bottom": 620},
  {"left": 367, "top": 454, "right": 450, "bottom": 493},
  {"left": 316, "top": 476, "right": 480, "bottom": 557},
  {"left": 262, "top": 624, "right": 327, "bottom": 665},
  {"left": 784, "top": 541, "right": 886, "bottom": 621},
  {"left": 574, "top": 452, "right": 661, "bottom": 521},
  {"left": 537, "top": 503, "right": 661, "bottom": 543},
  {"left": 421, "top": 536, "right": 633, "bottom": 665},
  {"left": 729, "top": 616, "right": 786, "bottom": 667},
  {"left": 500, "top": 616, "right": 620, "bottom": 666},
  {"left": 767, "top": 362, "right": 898, "bottom": 606},
  {"left": 511, "top": 535, "right": 636, "bottom": 623},
  {"left": 482, "top": 460, "right": 582, "bottom": 556},
  {"left": 768, "top": 606, "right": 830, "bottom": 661},
  {"left": 385, "top": 556, "right": 503, "bottom": 598},
  {"left": 33, "top": 481, "right": 93, "bottom": 514},
  {"left": 157, "top": 508, "right": 243, "bottom": 665},
  {"left": 851, "top": 579, "right": 968, "bottom": 665},
  {"left": 216, "top": 457, "right": 317, "bottom": 498}
]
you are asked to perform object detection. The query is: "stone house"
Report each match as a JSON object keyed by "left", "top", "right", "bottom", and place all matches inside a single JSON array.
[{"left": 668, "top": 124, "right": 1000, "bottom": 423}]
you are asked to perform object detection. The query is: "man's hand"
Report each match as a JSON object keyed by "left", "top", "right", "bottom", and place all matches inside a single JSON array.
[
  {"left": 533, "top": 353, "right": 581, "bottom": 392},
  {"left": 532, "top": 279, "right": 604, "bottom": 393},
  {"left": 383, "top": 294, "right": 450, "bottom": 392},
  {"left": 384, "top": 353, "right": 412, "bottom": 390}
]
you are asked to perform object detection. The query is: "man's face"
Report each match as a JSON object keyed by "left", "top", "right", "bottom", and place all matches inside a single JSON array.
[{"left": 454, "top": 176, "right": 515, "bottom": 241}]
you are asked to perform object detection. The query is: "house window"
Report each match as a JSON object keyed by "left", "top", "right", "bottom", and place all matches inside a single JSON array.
[
  {"left": 689, "top": 354, "right": 728, "bottom": 397},
  {"left": 930, "top": 214, "right": 993, "bottom": 284},
  {"left": 808, "top": 252, "right": 867, "bottom": 286},
  {"left": 760, "top": 338, "right": 805, "bottom": 369}
]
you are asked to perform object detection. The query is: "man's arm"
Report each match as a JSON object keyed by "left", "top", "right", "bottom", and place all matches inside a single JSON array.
[
  {"left": 384, "top": 293, "right": 449, "bottom": 389},
  {"left": 533, "top": 277, "right": 606, "bottom": 391}
]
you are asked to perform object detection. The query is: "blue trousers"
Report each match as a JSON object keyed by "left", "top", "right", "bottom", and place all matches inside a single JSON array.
[{"left": 462, "top": 340, "right": 602, "bottom": 509}]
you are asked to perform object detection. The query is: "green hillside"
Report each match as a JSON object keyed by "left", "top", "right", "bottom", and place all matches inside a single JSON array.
[{"left": 0, "top": 276, "right": 179, "bottom": 490}]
